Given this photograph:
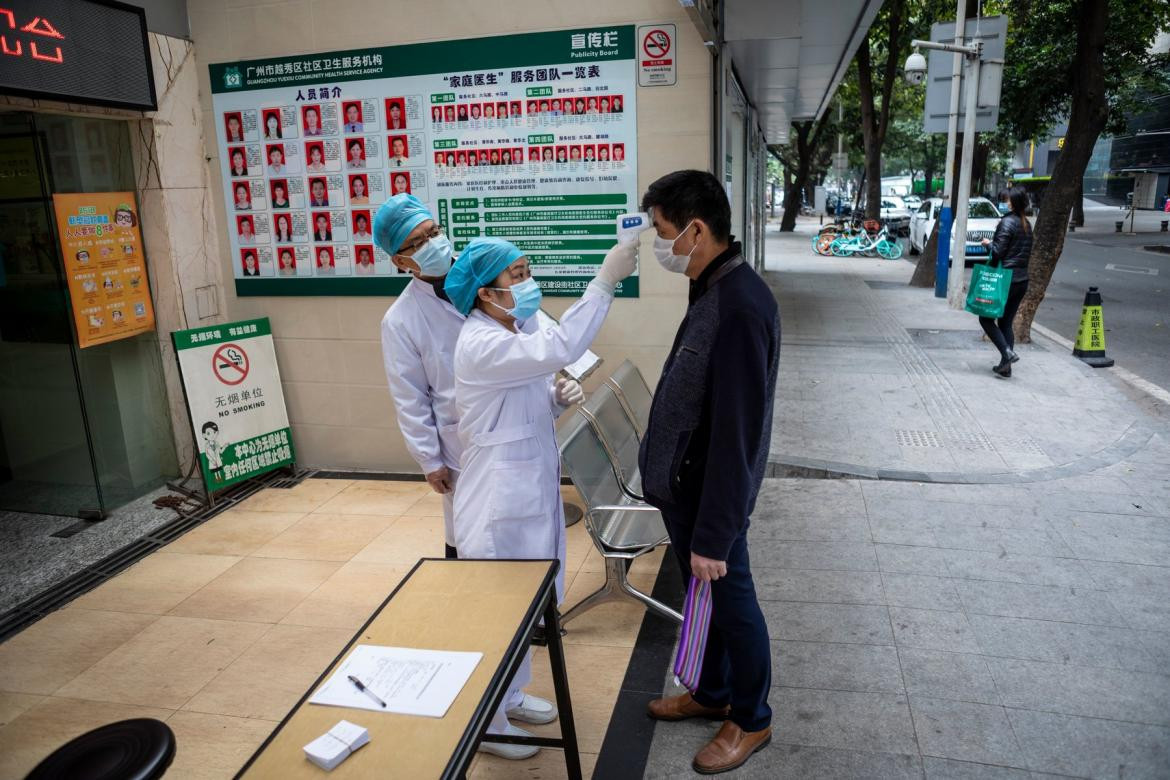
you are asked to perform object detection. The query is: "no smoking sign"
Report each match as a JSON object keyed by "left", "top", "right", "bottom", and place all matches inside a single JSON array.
[
  {"left": 638, "top": 23, "right": 677, "bottom": 87},
  {"left": 213, "top": 343, "right": 249, "bottom": 385}
]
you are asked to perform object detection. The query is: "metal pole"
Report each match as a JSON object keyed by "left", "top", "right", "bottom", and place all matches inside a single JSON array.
[
  {"left": 934, "top": 5, "right": 966, "bottom": 298},
  {"left": 948, "top": 55, "right": 982, "bottom": 309}
]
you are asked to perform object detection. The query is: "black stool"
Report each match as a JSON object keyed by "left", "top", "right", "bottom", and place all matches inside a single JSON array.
[{"left": 26, "top": 719, "right": 175, "bottom": 780}]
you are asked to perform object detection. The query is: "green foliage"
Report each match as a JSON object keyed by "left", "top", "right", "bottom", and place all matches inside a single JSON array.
[{"left": 989, "top": 0, "right": 1170, "bottom": 140}]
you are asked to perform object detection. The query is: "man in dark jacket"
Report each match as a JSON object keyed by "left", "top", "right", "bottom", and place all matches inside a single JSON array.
[{"left": 638, "top": 170, "right": 780, "bottom": 774}]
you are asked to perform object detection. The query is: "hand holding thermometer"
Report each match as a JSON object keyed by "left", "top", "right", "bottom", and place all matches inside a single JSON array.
[{"left": 616, "top": 212, "right": 652, "bottom": 244}]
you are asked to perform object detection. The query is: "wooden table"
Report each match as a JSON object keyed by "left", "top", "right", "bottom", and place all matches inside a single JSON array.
[{"left": 235, "top": 559, "right": 580, "bottom": 779}]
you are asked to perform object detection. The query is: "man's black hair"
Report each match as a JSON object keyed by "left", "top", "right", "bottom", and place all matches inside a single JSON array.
[
  {"left": 202, "top": 421, "right": 218, "bottom": 433},
  {"left": 641, "top": 169, "right": 732, "bottom": 242}
]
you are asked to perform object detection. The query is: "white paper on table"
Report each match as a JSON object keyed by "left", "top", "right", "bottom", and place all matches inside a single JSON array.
[{"left": 309, "top": 645, "right": 483, "bottom": 718}]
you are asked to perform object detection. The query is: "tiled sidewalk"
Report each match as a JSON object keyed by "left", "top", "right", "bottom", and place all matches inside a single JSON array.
[{"left": 0, "top": 476, "right": 663, "bottom": 778}]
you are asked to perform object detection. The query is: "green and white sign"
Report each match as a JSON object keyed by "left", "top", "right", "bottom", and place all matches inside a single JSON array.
[
  {"left": 210, "top": 26, "right": 638, "bottom": 298},
  {"left": 172, "top": 318, "right": 295, "bottom": 492}
]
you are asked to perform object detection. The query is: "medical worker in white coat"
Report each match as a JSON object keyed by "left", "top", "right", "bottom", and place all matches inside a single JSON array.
[
  {"left": 444, "top": 236, "right": 638, "bottom": 759},
  {"left": 377, "top": 194, "right": 464, "bottom": 557}
]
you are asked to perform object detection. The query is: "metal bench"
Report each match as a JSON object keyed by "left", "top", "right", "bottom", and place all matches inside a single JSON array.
[
  {"left": 604, "top": 359, "right": 653, "bottom": 438},
  {"left": 578, "top": 381, "right": 644, "bottom": 503},
  {"left": 557, "top": 410, "right": 681, "bottom": 625}
]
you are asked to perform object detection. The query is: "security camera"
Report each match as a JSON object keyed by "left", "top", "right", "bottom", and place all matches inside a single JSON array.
[{"left": 904, "top": 50, "right": 927, "bottom": 85}]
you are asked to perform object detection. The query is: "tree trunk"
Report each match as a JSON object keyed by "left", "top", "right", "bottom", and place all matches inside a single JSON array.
[
  {"left": 909, "top": 219, "right": 940, "bottom": 287},
  {"left": 1015, "top": 0, "right": 1110, "bottom": 341},
  {"left": 777, "top": 115, "right": 831, "bottom": 232},
  {"left": 972, "top": 142, "right": 990, "bottom": 197},
  {"left": 1073, "top": 180, "right": 1085, "bottom": 226},
  {"left": 856, "top": 0, "right": 906, "bottom": 220}
]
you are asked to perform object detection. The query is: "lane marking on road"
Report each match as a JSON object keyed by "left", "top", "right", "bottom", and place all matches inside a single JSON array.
[
  {"left": 1104, "top": 263, "right": 1158, "bottom": 275},
  {"left": 1033, "top": 322, "right": 1170, "bottom": 405}
]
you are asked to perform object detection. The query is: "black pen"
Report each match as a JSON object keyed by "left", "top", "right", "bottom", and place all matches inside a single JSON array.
[{"left": 347, "top": 675, "right": 387, "bottom": 708}]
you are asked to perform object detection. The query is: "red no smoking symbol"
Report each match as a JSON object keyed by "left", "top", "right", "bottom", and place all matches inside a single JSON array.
[
  {"left": 643, "top": 29, "right": 671, "bottom": 59},
  {"left": 212, "top": 343, "right": 249, "bottom": 386}
]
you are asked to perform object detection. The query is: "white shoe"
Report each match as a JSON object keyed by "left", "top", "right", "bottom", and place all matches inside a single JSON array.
[
  {"left": 506, "top": 693, "right": 559, "bottom": 725},
  {"left": 479, "top": 723, "right": 540, "bottom": 760}
]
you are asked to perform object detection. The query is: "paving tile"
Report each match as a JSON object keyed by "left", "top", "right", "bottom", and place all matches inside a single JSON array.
[
  {"left": 1134, "top": 630, "right": 1170, "bottom": 669},
  {"left": 868, "top": 516, "right": 938, "bottom": 547},
  {"left": 1079, "top": 560, "right": 1170, "bottom": 593},
  {"left": 182, "top": 623, "right": 352, "bottom": 720},
  {"left": 164, "top": 711, "right": 277, "bottom": 779},
  {"left": 250, "top": 512, "right": 397, "bottom": 561},
  {"left": 889, "top": 607, "right": 980, "bottom": 653},
  {"left": 754, "top": 569, "right": 885, "bottom": 605},
  {"left": 987, "top": 657, "right": 1170, "bottom": 726},
  {"left": 169, "top": 557, "right": 341, "bottom": 623},
  {"left": 162, "top": 509, "right": 305, "bottom": 556},
  {"left": 1058, "top": 530, "right": 1170, "bottom": 567},
  {"left": 772, "top": 641, "right": 904, "bottom": 694},
  {"left": 1105, "top": 589, "right": 1170, "bottom": 632},
  {"left": 0, "top": 609, "right": 157, "bottom": 695},
  {"left": 911, "top": 696, "right": 1023, "bottom": 767},
  {"left": 752, "top": 540, "right": 878, "bottom": 571},
  {"left": 1051, "top": 510, "right": 1170, "bottom": 542},
  {"left": 1007, "top": 707, "right": 1170, "bottom": 778},
  {"left": 233, "top": 478, "right": 352, "bottom": 513},
  {"left": 954, "top": 580, "right": 1126, "bottom": 626},
  {"left": 771, "top": 687, "right": 918, "bottom": 755},
  {"left": 942, "top": 549, "right": 1092, "bottom": 588},
  {"left": 279, "top": 561, "right": 409, "bottom": 630},
  {"left": 882, "top": 573, "right": 963, "bottom": 611},
  {"left": 0, "top": 697, "right": 173, "bottom": 779},
  {"left": 876, "top": 544, "right": 952, "bottom": 577},
  {"left": 0, "top": 692, "right": 46, "bottom": 729},
  {"left": 922, "top": 756, "right": 1032, "bottom": 779},
  {"left": 671, "top": 743, "right": 924, "bottom": 780},
  {"left": 969, "top": 614, "right": 1160, "bottom": 672},
  {"left": 70, "top": 552, "right": 241, "bottom": 614},
  {"left": 930, "top": 526, "right": 1074, "bottom": 558},
  {"left": 749, "top": 514, "right": 872, "bottom": 542},
  {"left": 899, "top": 649, "right": 1000, "bottom": 705},
  {"left": 54, "top": 616, "right": 268, "bottom": 709},
  {"left": 762, "top": 602, "right": 894, "bottom": 646}
]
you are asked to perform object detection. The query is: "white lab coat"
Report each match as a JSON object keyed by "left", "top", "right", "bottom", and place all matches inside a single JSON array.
[
  {"left": 381, "top": 277, "right": 466, "bottom": 544},
  {"left": 452, "top": 284, "right": 612, "bottom": 731}
]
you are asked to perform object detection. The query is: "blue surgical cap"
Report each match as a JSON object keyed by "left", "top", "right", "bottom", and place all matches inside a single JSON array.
[
  {"left": 444, "top": 238, "right": 524, "bottom": 315},
  {"left": 373, "top": 194, "right": 432, "bottom": 256}
]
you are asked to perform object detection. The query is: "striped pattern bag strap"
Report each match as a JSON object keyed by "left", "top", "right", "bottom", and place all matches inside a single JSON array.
[{"left": 672, "top": 575, "right": 713, "bottom": 692}]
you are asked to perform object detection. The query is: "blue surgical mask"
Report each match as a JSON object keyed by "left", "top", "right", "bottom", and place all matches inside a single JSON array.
[
  {"left": 409, "top": 235, "right": 453, "bottom": 277},
  {"left": 490, "top": 277, "right": 542, "bottom": 320}
]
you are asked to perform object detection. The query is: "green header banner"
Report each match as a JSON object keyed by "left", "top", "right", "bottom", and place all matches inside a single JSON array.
[
  {"left": 210, "top": 26, "right": 635, "bottom": 94},
  {"left": 173, "top": 317, "right": 272, "bottom": 351}
]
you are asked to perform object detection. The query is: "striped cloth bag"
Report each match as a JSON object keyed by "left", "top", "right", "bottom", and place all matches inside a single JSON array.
[{"left": 672, "top": 575, "right": 713, "bottom": 691}]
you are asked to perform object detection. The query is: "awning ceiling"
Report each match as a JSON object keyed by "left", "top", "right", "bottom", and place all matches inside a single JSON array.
[{"left": 721, "top": 0, "right": 884, "bottom": 145}]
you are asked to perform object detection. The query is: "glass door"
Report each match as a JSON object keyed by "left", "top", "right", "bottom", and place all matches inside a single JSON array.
[{"left": 0, "top": 113, "right": 105, "bottom": 517}]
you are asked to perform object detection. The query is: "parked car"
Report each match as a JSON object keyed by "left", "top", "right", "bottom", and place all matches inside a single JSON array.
[
  {"left": 908, "top": 197, "right": 1006, "bottom": 265},
  {"left": 902, "top": 195, "right": 922, "bottom": 210},
  {"left": 877, "top": 196, "right": 912, "bottom": 236}
]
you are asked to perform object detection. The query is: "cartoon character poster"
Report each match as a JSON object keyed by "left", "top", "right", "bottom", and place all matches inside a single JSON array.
[{"left": 53, "top": 192, "right": 156, "bottom": 348}]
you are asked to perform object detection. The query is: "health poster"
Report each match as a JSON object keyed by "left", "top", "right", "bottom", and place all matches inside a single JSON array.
[
  {"left": 52, "top": 193, "right": 156, "bottom": 348},
  {"left": 172, "top": 318, "right": 295, "bottom": 492},
  {"left": 209, "top": 25, "right": 638, "bottom": 297}
]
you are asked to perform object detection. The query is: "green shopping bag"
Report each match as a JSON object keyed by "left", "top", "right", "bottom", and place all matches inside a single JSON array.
[{"left": 965, "top": 262, "right": 1011, "bottom": 318}]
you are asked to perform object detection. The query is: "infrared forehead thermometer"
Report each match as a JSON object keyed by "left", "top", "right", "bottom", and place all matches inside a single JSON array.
[{"left": 616, "top": 212, "right": 652, "bottom": 244}]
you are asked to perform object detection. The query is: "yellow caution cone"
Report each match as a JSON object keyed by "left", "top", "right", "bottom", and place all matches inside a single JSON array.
[{"left": 1073, "top": 286, "right": 1114, "bottom": 368}]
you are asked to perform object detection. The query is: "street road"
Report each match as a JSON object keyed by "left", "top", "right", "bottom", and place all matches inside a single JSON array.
[{"left": 1037, "top": 228, "right": 1170, "bottom": 389}]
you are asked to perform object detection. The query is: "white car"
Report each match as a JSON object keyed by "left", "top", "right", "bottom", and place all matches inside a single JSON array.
[
  {"left": 878, "top": 196, "right": 912, "bottom": 236},
  {"left": 902, "top": 195, "right": 922, "bottom": 210},
  {"left": 908, "top": 197, "right": 1004, "bottom": 264}
]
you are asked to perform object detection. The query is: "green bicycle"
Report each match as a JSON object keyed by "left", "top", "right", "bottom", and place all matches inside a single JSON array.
[{"left": 829, "top": 223, "right": 903, "bottom": 259}]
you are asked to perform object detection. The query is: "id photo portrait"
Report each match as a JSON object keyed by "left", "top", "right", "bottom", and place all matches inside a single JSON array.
[
  {"left": 312, "top": 212, "right": 333, "bottom": 242},
  {"left": 306, "top": 141, "right": 327, "bottom": 172},
  {"left": 349, "top": 174, "right": 370, "bottom": 205},
  {"left": 277, "top": 247, "right": 296, "bottom": 275},
  {"left": 266, "top": 144, "right": 286, "bottom": 174},
  {"left": 228, "top": 147, "right": 248, "bottom": 178},
  {"left": 270, "top": 179, "right": 290, "bottom": 210},
  {"left": 355, "top": 244, "right": 375, "bottom": 274},
  {"left": 391, "top": 171, "right": 412, "bottom": 196},
  {"left": 273, "top": 212, "right": 293, "bottom": 242},
  {"left": 315, "top": 245, "right": 335, "bottom": 274},
  {"left": 224, "top": 112, "right": 243, "bottom": 142},
  {"left": 263, "top": 109, "right": 282, "bottom": 140},
  {"left": 346, "top": 138, "right": 366, "bottom": 169},
  {"left": 389, "top": 135, "right": 409, "bottom": 167},
  {"left": 240, "top": 249, "right": 260, "bottom": 276},
  {"left": 342, "top": 101, "right": 364, "bottom": 133},
  {"left": 386, "top": 98, "right": 406, "bottom": 130},
  {"left": 302, "top": 105, "right": 323, "bottom": 136},
  {"left": 352, "top": 210, "right": 372, "bottom": 240},
  {"left": 236, "top": 214, "right": 256, "bottom": 244},
  {"left": 233, "top": 181, "right": 252, "bottom": 210},
  {"left": 309, "top": 177, "right": 329, "bottom": 207}
]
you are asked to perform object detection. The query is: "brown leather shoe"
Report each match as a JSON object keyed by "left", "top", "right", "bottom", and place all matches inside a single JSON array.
[
  {"left": 646, "top": 692, "right": 730, "bottom": 722},
  {"left": 692, "top": 720, "right": 772, "bottom": 774}
]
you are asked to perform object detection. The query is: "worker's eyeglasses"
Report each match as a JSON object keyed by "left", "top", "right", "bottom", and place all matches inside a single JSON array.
[{"left": 399, "top": 225, "right": 444, "bottom": 254}]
